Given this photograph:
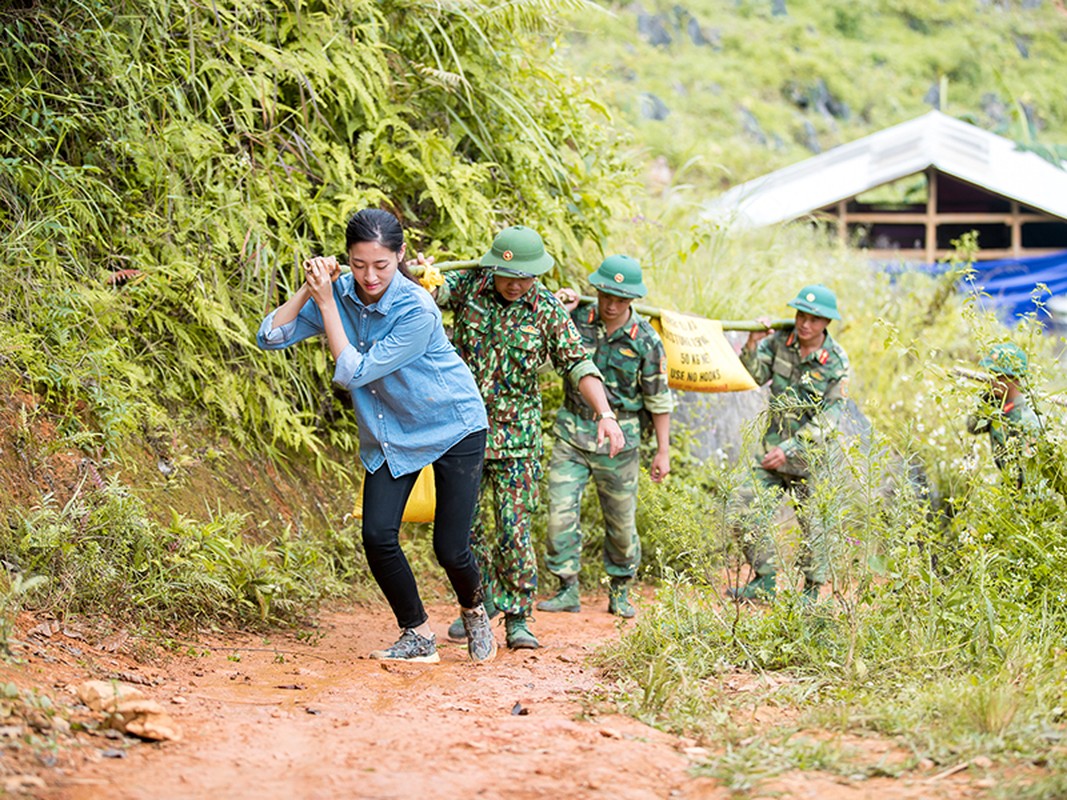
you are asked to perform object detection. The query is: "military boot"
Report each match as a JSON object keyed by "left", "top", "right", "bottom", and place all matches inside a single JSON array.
[
  {"left": 537, "top": 577, "right": 580, "bottom": 613},
  {"left": 504, "top": 614, "right": 540, "bottom": 650},
  {"left": 448, "top": 596, "right": 498, "bottom": 641},
  {"left": 608, "top": 579, "right": 636, "bottom": 618},
  {"left": 726, "top": 572, "right": 777, "bottom": 602}
]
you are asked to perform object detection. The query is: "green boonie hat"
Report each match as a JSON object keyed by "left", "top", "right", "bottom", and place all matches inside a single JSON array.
[
  {"left": 787, "top": 284, "right": 841, "bottom": 321},
  {"left": 589, "top": 254, "right": 647, "bottom": 299},
  {"left": 980, "top": 342, "right": 1028, "bottom": 378},
  {"left": 480, "top": 225, "right": 555, "bottom": 277}
]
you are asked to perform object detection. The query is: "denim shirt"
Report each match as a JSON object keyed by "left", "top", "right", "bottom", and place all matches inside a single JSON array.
[{"left": 257, "top": 272, "right": 488, "bottom": 478}]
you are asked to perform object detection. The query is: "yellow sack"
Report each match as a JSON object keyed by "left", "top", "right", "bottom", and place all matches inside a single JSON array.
[
  {"left": 653, "top": 310, "right": 758, "bottom": 393},
  {"left": 353, "top": 464, "right": 437, "bottom": 524}
]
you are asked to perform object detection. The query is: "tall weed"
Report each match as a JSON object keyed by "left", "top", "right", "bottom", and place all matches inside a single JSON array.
[
  {"left": 0, "top": 0, "right": 635, "bottom": 467},
  {"left": 596, "top": 228, "right": 1067, "bottom": 783}
]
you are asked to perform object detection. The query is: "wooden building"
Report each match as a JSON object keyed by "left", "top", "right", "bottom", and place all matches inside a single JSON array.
[{"left": 704, "top": 111, "right": 1067, "bottom": 264}]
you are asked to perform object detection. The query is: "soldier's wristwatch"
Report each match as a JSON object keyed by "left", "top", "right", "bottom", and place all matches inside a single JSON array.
[{"left": 595, "top": 410, "right": 618, "bottom": 422}]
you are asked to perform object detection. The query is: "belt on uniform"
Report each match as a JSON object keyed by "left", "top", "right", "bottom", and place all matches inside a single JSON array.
[{"left": 564, "top": 400, "right": 638, "bottom": 421}]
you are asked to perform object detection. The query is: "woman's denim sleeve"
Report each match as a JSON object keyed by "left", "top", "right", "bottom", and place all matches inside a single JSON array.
[{"left": 256, "top": 306, "right": 325, "bottom": 350}]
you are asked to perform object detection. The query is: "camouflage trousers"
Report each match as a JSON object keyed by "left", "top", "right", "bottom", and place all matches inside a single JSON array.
[
  {"left": 545, "top": 438, "right": 641, "bottom": 581},
  {"left": 471, "top": 456, "right": 542, "bottom": 617},
  {"left": 736, "top": 465, "right": 831, "bottom": 586}
]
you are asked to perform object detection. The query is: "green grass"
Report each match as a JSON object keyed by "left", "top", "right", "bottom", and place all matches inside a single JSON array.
[
  {"left": 0, "top": 477, "right": 357, "bottom": 631},
  {"left": 560, "top": 0, "right": 1067, "bottom": 195}
]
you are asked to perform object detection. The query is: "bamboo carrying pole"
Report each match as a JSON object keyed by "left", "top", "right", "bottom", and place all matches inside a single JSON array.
[
  {"left": 580, "top": 295, "right": 794, "bottom": 331},
  {"left": 951, "top": 366, "right": 1067, "bottom": 409},
  {"left": 410, "top": 261, "right": 795, "bottom": 331},
  {"left": 950, "top": 366, "right": 994, "bottom": 383}
]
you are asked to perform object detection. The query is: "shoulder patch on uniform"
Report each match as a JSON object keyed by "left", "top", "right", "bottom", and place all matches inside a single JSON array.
[
  {"left": 586, "top": 307, "right": 596, "bottom": 324},
  {"left": 659, "top": 356, "right": 668, "bottom": 374}
]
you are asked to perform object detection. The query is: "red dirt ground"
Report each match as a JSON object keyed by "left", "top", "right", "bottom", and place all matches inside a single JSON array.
[{"left": 0, "top": 595, "right": 993, "bottom": 800}]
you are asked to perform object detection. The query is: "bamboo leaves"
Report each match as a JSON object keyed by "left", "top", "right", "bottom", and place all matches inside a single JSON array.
[{"left": 0, "top": 0, "right": 633, "bottom": 461}]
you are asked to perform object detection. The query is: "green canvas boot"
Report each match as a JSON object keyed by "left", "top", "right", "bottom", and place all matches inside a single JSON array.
[
  {"left": 537, "top": 578, "right": 580, "bottom": 613},
  {"left": 504, "top": 614, "right": 540, "bottom": 650},
  {"left": 608, "top": 580, "right": 636, "bottom": 618},
  {"left": 726, "top": 572, "right": 777, "bottom": 601}
]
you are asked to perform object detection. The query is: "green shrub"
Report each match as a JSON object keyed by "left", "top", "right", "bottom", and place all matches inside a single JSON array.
[
  {"left": 0, "top": 0, "right": 635, "bottom": 465},
  {"left": 1, "top": 478, "right": 354, "bottom": 632}
]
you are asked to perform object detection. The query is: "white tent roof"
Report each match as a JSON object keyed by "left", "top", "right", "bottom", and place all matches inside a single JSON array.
[{"left": 702, "top": 110, "right": 1067, "bottom": 228}]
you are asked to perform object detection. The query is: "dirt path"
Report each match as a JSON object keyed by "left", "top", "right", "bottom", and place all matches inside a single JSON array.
[
  {"left": 5, "top": 595, "right": 986, "bottom": 800},
  {"left": 34, "top": 597, "right": 722, "bottom": 800}
]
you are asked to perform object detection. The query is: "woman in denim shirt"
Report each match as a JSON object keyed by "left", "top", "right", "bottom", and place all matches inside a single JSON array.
[{"left": 257, "top": 209, "right": 496, "bottom": 664}]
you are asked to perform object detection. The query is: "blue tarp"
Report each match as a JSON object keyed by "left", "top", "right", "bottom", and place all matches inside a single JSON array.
[
  {"left": 885, "top": 249, "right": 1067, "bottom": 325},
  {"left": 966, "top": 250, "right": 1067, "bottom": 323}
]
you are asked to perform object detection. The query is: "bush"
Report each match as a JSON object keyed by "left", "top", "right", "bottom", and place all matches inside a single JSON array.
[{"left": 1, "top": 478, "right": 355, "bottom": 632}]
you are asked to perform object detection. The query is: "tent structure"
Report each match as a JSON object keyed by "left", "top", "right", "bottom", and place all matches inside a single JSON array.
[
  {"left": 704, "top": 109, "right": 1067, "bottom": 263},
  {"left": 703, "top": 110, "right": 1067, "bottom": 320}
]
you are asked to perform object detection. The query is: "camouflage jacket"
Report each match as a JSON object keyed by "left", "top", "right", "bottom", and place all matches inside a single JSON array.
[
  {"left": 967, "top": 393, "right": 1041, "bottom": 486},
  {"left": 437, "top": 269, "right": 601, "bottom": 459},
  {"left": 553, "top": 305, "right": 674, "bottom": 454},
  {"left": 554, "top": 305, "right": 670, "bottom": 454},
  {"left": 739, "top": 328, "right": 850, "bottom": 475}
]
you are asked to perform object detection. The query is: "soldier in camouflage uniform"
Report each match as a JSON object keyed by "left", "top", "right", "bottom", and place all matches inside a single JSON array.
[
  {"left": 966, "top": 342, "right": 1040, "bottom": 489},
  {"left": 434, "top": 226, "right": 625, "bottom": 649},
  {"left": 538, "top": 255, "right": 673, "bottom": 618},
  {"left": 729, "top": 284, "right": 851, "bottom": 603}
]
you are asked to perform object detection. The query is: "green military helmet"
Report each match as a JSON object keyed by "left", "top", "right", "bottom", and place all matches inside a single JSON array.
[
  {"left": 787, "top": 284, "right": 841, "bottom": 321},
  {"left": 980, "top": 342, "right": 1029, "bottom": 378},
  {"left": 588, "top": 254, "right": 647, "bottom": 299},
  {"left": 480, "top": 225, "right": 555, "bottom": 277}
]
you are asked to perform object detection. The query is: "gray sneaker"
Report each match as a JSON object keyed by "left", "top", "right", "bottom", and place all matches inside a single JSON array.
[
  {"left": 461, "top": 604, "right": 498, "bottom": 663},
  {"left": 369, "top": 629, "right": 440, "bottom": 663},
  {"left": 448, "top": 597, "right": 499, "bottom": 641}
]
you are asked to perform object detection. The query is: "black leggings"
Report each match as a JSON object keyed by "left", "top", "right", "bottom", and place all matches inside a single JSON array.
[{"left": 361, "top": 429, "right": 486, "bottom": 630}]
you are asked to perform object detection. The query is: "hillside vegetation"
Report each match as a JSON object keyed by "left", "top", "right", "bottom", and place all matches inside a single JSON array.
[
  {"left": 0, "top": 0, "right": 636, "bottom": 629},
  {"left": 561, "top": 0, "right": 1067, "bottom": 194},
  {"left": 549, "top": 4, "right": 1067, "bottom": 794}
]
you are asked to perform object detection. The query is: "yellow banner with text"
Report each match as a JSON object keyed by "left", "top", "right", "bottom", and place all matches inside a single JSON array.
[{"left": 653, "top": 309, "right": 757, "bottom": 393}]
